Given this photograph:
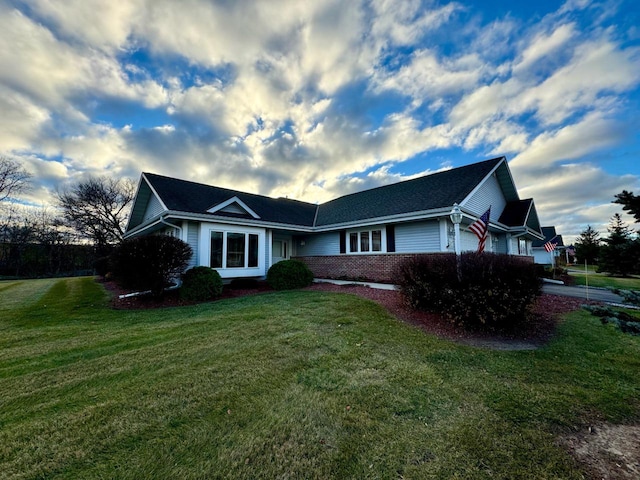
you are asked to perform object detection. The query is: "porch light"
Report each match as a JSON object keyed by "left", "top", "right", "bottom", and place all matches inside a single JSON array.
[
  {"left": 450, "top": 203, "right": 462, "bottom": 257},
  {"left": 450, "top": 203, "right": 462, "bottom": 225}
]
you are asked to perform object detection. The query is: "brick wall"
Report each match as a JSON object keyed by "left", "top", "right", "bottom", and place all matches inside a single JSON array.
[
  {"left": 292, "top": 254, "right": 447, "bottom": 284},
  {"left": 293, "top": 253, "right": 535, "bottom": 284}
]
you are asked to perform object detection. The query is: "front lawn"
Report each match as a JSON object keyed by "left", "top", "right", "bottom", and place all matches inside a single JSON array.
[
  {"left": 569, "top": 272, "right": 640, "bottom": 290},
  {"left": 1, "top": 277, "right": 639, "bottom": 479}
]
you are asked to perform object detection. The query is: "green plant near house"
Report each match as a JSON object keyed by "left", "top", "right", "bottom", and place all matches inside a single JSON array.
[
  {"left": 111, "top": 235, "right": 192, "bottom": 297},
  {"left": 397, "top": 252, "right": 541, "bottom": 331},
  {"left": 180, "top": 266, "right": 223, "bottom": 301},
  {"left": 266, "top": 259, "right": 314, "bottom": 290}
]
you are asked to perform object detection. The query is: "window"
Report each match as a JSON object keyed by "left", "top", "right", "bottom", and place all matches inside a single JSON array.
[
  {"left": 210, "top": 231, "right": 260, "bottom": 269},
  {"left": 227, "top": 233, "right": 245, "bottom": 267},
  {"left": 347, "top": 228, "right": 384, "bottom": 253},
  {"left": 210, "top": 232, "right": 223, "bottom": 268},
  {"left": 248, "top": 234, "right": 259, "bottom": 267},
  {"left": 518, "top": 238, "right": 527, "bottom": 255},
  {"left": 372, "top": 230, "right": 382, "bottom": 251},
  {"left": 360, "top": 232, "right": 369, "bottom": 252},
  {"left": 349, "top": 233, "right": 358, "bottom": 252}
]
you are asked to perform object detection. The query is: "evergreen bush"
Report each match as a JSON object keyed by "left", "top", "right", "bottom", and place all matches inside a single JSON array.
[
  {"left": 267, "top": 259, "right": 314, "bottom": 290},
  {"left": 180, "top": 266, "right": 223, "bottom": 301},
  {"left": 112, "top": 235, "right": 192, "bottom": 297},
  {"left": 397, "top": 252, "right": 542, "bottom": 331}
]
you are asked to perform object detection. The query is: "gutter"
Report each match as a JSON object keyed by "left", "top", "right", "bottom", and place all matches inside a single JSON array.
[{"left": 159, "top": 215, "right": 183, "bottom": 236}]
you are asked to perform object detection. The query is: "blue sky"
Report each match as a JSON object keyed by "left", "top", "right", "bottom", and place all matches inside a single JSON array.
[{"left": 1, "top": 0, "right": 639, "bottom": 242}]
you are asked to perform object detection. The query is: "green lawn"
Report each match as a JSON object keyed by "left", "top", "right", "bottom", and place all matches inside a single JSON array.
[
  {"left": 1, "top": 277, "right": 639, "bottom": 479},
  {"left": 569, "top": 273, "right": 640, "bottom": 290}
]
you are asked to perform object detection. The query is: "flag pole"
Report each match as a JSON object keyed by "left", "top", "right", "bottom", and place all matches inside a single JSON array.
[{"left": 585, "top": 259, "right": 589, "bottom": 301}]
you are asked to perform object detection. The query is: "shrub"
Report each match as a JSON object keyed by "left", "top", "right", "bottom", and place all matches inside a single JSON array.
[
  {"left": 112, "top": 235, "right": 192, "bottom": 297},
  {"left": 397, "top": 253, "right": 541, "bottom": 331},
  {"left": 93, "top": 256, "right": 111, "bottom": 277},
  {"left": 180, "top": 266, "right": 223, "bottom": 301},
  {"left": 267, "top": 259, "right": 314, "bottom": 290}
]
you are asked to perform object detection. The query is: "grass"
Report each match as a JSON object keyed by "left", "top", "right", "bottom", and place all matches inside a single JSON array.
[
  {"left": 569, "top": 273, "right": 640, "bottom": 290},
  {"left": 1, "top": 277, "right": 639, "bottom": 479}
]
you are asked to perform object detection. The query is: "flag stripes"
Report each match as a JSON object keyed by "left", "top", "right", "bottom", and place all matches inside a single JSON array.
[{"left": 469, "top": 207, "right": 491, "bottom": 253}]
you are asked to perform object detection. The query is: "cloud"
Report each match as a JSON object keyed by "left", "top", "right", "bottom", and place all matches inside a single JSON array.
[{"left": 0, "top": 0, "right": 638, "bottom": 243}]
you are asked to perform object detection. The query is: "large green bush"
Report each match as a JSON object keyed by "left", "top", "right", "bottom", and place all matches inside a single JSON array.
[
  {"left": 397, "top": 253, "right": 541, "bottom": 331},
  {"left": 112, "top": 235, "right": 192, "bottom": 297},
  {"left": 267, "top": 259, "right": 314, "bottom": 290},
  {"left": 180, "top": 266, "right": 223, "bottom": 301}
]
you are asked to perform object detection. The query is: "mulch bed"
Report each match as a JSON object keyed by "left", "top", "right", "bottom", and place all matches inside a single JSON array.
[{"left": 104, "top": 280, "right": 599, "bottom": 349}]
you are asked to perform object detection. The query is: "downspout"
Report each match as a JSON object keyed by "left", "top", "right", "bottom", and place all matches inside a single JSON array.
[{"left": 159, "top": 215, "right": 183, "bottom": 237}]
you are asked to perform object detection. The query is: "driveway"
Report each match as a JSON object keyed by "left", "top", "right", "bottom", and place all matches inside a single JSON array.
[{"left": 542, "top": 283, "right": 625, "bottom": 304}]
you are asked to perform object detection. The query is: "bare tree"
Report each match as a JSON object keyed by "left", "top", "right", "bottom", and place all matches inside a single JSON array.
[
  {"left": 56, "top": 176, "right": 135, "bottom": 251},
  {"left": 0, "top": 157, "right": 32, "bottom": 203}
]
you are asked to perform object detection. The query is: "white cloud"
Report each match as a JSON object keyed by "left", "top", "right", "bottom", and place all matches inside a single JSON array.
[
  {"left": 509, "top": 112, "right": 624, "bottom": 171},
  {"left": 513, "top": 23, "right": 576, "bottom": 73},
  {"left": 0, "top": 0, "right": 637, "bottom": 243}
]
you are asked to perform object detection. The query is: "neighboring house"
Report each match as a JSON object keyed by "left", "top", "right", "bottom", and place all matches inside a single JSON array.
[
  {"left": 124, "top": 156, "right": 544, "bottom": 283},
  {"left": 532, "top": 226, "right": 565, "bottom": 266}
]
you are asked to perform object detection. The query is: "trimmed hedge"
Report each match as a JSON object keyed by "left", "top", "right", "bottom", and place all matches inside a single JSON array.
[
  {"left": 267, "top": 259, "right": 314, "bottom": 290},
  {"left": 112, "top": 235, "right": 192, "bottom": 297},
  {"left": 397, "top": 253, "right": 541, "bottom": 331},
  {"left": 180, "top": 266, "right": 223, "bottom": 301}
]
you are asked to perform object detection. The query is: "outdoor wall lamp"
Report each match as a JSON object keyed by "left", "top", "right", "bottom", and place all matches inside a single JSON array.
[{"left": 450, "top": 203, "right": 462, "bottom": 256}]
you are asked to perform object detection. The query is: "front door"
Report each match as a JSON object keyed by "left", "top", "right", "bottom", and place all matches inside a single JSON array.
[{"left": 272, "top": 238, "right": 290, "bottom": 264}]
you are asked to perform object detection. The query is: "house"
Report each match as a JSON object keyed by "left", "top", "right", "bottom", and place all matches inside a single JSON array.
[
  {"left": 124, "top": 156, "right": 544, "bottom": 283},
  {"left": 532, "top": 226, "right": 565, "bottom": 266}
]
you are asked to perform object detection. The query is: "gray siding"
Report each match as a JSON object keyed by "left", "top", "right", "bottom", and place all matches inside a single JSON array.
[
  {"left": 143, "top": 194, "right": 165, "bottom": 222},
  {"left": 495, "top": 234, "right": 508, "bottom": 254},
  {"left": 465, "top": 173, "right": 506, "bottom": 220},
  {"left": 187, "top": 222, "right": 199, "bottom": 267},
  {"left": 395, "top": 221, "right": 440, "bottom": 253},
  {"left": 297, "top": 232, "right": 341, "bottom": 256}
]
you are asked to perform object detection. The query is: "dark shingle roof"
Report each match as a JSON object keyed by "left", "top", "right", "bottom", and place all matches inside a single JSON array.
[
  {"left": 136, "top": 157, "right": 505, "bottom": 230},
  {"left": 532, "top": 226, "right": 565, "bottom": 247},
  {"left": 315, "top": 157, "right": 503, "bottom": 226},
  {"left": 144, "top": 173, "right": 318, "bottom": 226},
  {"left": 498, "top": 199, "right": 533, "bottom": 227}
]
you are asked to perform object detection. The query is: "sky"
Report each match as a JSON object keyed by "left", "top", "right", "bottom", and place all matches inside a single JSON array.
[{"left": 1, "top": 0, "right": 639, "bottom": 243}]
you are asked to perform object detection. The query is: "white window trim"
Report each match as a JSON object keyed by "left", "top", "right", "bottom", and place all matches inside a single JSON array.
[
  {"left": 199, "top": 223, "right": 265, "bottom": 278},
  {"left": 346, "top": 226, "right": 386, "bottom": 254}
]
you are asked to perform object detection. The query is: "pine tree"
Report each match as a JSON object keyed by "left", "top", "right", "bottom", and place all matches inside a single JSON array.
[
  {"left": 574, "top": 225, "right": 601, "bottom": 265},
  {"left": 598, "top": 214, "right": 634, "bottom": 276}
]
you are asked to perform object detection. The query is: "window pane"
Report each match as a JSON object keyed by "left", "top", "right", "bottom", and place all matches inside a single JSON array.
[
  {"left": 360, "top": 232, "right": 369, "bottom": 252},
  {"left": 227, "top": 233, "right": 245, "bottom": 267},
  {"left": 210, "top": 231, "right": 223, "bottom": 268},
  {"left": 372, "top": 230, "right": 382, "bottom": 251},
  {"left": 248, "top": 234, "right": 259, "bottom": 267},
  {"left": 349, "top": 233, "right": 358, "bottom": 252}
]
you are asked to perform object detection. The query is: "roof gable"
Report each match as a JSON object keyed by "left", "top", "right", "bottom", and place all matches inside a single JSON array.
[
  {"left": 207, "top": 196, "right": 260, "bottom": 219},
  {"left": 533, "top": 226, "right": 564, "bottom": 247},
  {"left": 126, "top": 174, "right": 168, "bottom": 231}
]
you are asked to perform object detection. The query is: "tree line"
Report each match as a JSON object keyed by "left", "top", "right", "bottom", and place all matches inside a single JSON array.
[
  {"left": 574, "top": 191, "right": 640, "bottom": 276},
  {"left": 0, "top": 157, "right": 133, "bottom": 278}
]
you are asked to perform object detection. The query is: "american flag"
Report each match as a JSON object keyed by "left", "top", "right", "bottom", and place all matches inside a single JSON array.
[
  {"left": 468, "top": 207, "right": 491, "bottom": 252},
  {"left": 544, "top": 240, "right": 557, "bottom": 252}
]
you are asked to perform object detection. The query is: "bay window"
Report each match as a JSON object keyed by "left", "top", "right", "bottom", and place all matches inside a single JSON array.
[{"left": 210, "top": 231, "right": 260, "bottom": 269}]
